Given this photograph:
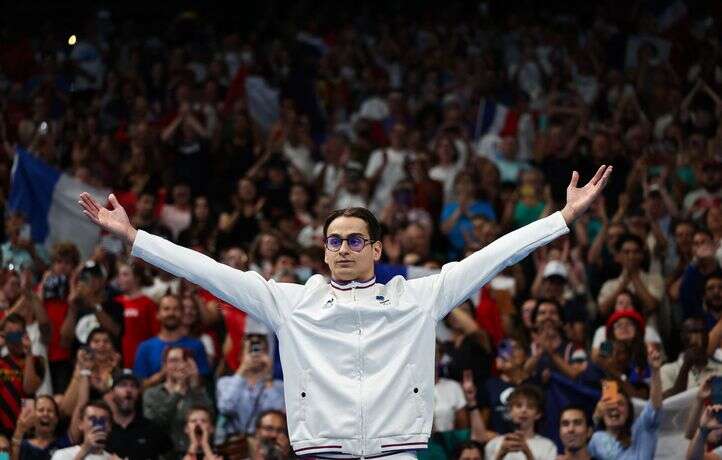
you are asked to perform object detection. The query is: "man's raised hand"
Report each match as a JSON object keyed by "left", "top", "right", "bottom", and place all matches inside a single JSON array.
[
  {"left": 78, "top": 192, "right": 137, "bottom": 244},
  {"left": 561, "top": 165, "right": 613, "bottom": 224}
]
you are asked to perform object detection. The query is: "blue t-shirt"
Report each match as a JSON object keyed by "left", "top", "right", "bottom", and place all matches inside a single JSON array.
[
  {"left": 440, "top": 201, "right": 496, "bottom": 256},
  {"left": 588, "top": 401, "right": 661, "bottom": 460},
  {"left": 133, "top": 336, "right": 210, "bottom": 378}
]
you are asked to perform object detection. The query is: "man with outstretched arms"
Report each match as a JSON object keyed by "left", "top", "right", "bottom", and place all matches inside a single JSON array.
[{"left": 78, "top": 166, "right": 612, "bottom": 459}]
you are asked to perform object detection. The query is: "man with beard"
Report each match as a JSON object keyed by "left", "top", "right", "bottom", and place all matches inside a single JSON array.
[
  {"left": 557, "top": 406, "right": 595, "bottom": 460},
  {"left": 132, "top": 294, "right": 210, "bottom": 387},
  {"left": 105, "top": 371, "right": 172, "bottom": 459},
  {"left": 662, "top": 317, "right": 722, "bottom": 398}
]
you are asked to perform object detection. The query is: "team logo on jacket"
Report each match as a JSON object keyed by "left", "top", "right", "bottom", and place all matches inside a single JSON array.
[{"left": 376, "top": 295, "right": 391, "bottom": 305}]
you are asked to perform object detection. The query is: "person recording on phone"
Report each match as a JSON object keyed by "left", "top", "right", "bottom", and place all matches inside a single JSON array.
[
  {"left": 216, "top": 334, "right": 284, "bottom": 437},
  {"left": 684, "top": 376, "right": 722, "bottom": 460},
  {"left": 50, "top": 401, "right": 117, "bottom": 460},
  {"left": 78, "top": 165, "right": 612, "bottom": 459},
  {"left": 0, "top": 313, "right": 44, "bottom": 437},
  {"left": 587, "top": 345, "right": 663, "bottom": 460}
]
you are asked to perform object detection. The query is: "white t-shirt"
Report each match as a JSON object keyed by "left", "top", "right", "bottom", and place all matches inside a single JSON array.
[
  {"left": 433, "top": 378, "right": 466, "bottom": 432},
  {"left": 484, "top": 434, "right": 557, "bottom": 460},
  {"left": 365, "top": 148, "right": 409, "bottom": 214},
  {"left": 51, "top": 446, "right": 114, "bottom": 460},
  {"left": 159, "top": 205, "right": 191, "bottom": 240}
]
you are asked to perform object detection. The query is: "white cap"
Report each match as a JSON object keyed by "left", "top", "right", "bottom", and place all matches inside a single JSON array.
[{"left": 543, "top": 260, "right": 568, "bottom": 280}]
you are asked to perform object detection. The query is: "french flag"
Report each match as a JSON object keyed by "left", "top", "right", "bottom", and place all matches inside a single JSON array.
[
  {"left": 9, "top": 148, "right": 110, "bottom": 259},
  {"left": 474, "top": 99, "right": 520, "bottom": 139}
]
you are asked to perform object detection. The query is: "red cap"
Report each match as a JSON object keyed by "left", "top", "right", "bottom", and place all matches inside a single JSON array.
[{"left": 606, "top": 309, "right": 645, "bottom": 332}]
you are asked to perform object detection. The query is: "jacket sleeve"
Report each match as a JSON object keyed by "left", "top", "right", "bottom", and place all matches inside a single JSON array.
[
  {"left": 409, "top": 211, "right": 569, "bottom": 320},
  {"left": 131, "top": 230, "right": 304, "bottom": 331}
]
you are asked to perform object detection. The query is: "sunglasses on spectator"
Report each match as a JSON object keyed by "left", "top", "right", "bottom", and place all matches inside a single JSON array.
[{"left": 324, "top": 234, "right": 375, "bottom": 252}]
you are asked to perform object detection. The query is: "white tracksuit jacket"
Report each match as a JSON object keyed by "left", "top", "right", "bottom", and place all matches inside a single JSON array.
[{"left": 130, "top": 211, "right": 569, "bottom": 458}]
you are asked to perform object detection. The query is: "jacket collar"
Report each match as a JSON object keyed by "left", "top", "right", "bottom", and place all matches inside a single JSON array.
[{"left": 329, "top": 276, "right": 376, "bottom": 291}]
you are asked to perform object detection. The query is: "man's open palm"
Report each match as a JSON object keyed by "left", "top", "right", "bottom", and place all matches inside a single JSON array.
[
  {"left": 78, "top": 192, "right": 134, "bottom": 242},
  {"left": 563, "top": 165, "right": 613, "bottom": 222}
]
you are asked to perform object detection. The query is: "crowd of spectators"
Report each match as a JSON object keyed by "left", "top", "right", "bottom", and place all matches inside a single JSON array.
[{"left": 0, "top": 1, "right": 722, "bottom": 459}]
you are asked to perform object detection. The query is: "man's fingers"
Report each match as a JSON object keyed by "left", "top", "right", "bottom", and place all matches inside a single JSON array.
[
  {"left": 568, "top": 171, "right": 579, "bottom": 189},
  {"left": 80, "top": 193, "right": 101, "bottom": 215},
  {"left": 590, "top": 165, "right": 607, "bottom": 186},
  {"left": 108, "top": 193, "right": 121, "bottom": 210},
  {"left": 82, "top": 210, "right": 101, "bottom": 225}
]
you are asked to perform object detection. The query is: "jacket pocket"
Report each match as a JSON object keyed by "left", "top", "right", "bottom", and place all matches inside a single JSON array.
[{"left": 407, "top": 363, "right": 425, "bottom": 419}]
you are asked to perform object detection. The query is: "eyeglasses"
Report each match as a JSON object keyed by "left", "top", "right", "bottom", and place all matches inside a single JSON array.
[{"left": 324, "top": 234, "right": 374, "bottom": 252}]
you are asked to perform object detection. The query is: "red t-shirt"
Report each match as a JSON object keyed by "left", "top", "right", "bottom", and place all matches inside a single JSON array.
[
  {"left": 196, "top": 289, "right": 246, "bottom": 371},
  {"left": 116, "top": 294, "right": 159, "bottom": 368},
  {"left": 45, "top": 299, "right": 71, "bottom": 362}
]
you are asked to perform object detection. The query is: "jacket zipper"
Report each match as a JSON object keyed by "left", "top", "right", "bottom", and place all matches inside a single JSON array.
[{"left": 353, "top": 286, "right": 365, "bottom": 456}]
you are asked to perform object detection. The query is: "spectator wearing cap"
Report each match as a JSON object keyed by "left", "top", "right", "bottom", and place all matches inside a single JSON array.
[
  {"left": 104, "top": 370, "right": 173, "bottom": 459},
  {"left": 479, "top": 337, "right": 531, "bottom": 436},
  {"left": 597, "top": 234, "right": 663, "bottom": 321},
  {"left": 662, "top": 317, "right": 722, "bottom": 399},
  {"left": 143, "top": 346, "right": 212, "bottom": 454},
  {"left": 216, "top": 334, "right": 284, "bottom": 439},
  {"left": 594, "top": 310, "right": 652, "bottom": 400},
  {"left": 590, "top": 290, "right": 662, "bottom": 362},
  {"left": 60, "top": 260, "right": 123, "bottom": 352},
  {"left": 530, "top": 253, "right": 589, "bottom": 347},
  {"left": 133, "top": 294, "right": 210, "bottom": 388},
  {"left": 0, "top": 313, "right": 44, "bottom": 437}
]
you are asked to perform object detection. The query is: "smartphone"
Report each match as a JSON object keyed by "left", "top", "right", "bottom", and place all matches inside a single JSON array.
[
  {"left": 21, "top": 398, "right": 34, "bottom": 412},
  {"left": 90, "top": 415, "right": 107, "bottom": 431},
  {"left": 711, "top": 377, "right": 722, "bottom": 421},
  {"left": 602, "top": 380, "right": 619, "bottom": 403},
  {"left": 599, "top": 340, "right": 613, "bottom": 358}
]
